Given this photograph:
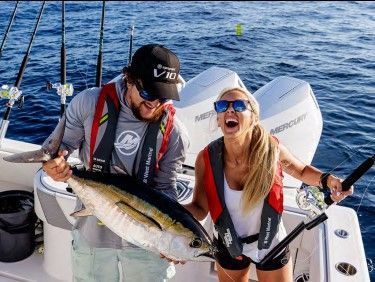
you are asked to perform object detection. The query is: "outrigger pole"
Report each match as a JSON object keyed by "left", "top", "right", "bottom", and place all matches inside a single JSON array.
[
  {"left": 0, "top": 1, "right": 19, "bottom": 59},
  {"left": 95, "top": 0, "right": 105, "bottom": 87},
  {"left": 259, "top": 154, "right": 375, "bottom": 266},
  {"left": 0, "top": 1, "right": 46, "bottom": 147},
  {"left": 46, "top": 1, "right": 74, "bottom": 119}
]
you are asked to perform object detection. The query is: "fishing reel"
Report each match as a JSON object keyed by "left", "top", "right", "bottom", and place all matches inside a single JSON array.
[
  {"left": 0, "top": 84, "right": 24, "bottom": 109},
  {"left": 46, "top": 81, "right": 74, "bottom": 103},
  {"left": 296, "top": 185, "right": 328, "bottom": 218}
]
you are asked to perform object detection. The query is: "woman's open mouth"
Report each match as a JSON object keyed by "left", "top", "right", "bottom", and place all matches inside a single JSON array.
[{"left": 225, "top": 118, "right": 239, "bottom": 128}]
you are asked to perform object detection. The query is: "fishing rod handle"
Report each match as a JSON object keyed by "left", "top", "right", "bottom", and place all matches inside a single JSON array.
[
  {"left": 2, "top": 105, "right": 12, "bottom": 121},
  {"left": 324, "top": 154, "right": 375, "bottom": 205},
  {"left": 260, "top": 213, "right": 328, "bottom": 265}
]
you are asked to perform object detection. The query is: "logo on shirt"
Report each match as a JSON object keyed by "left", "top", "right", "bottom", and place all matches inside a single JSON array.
[
  {"left": 263, "top": 217, "right": 272, "bottom": 245},
  {"left": 115, "top": 130, "right": 140, "bottom": 156}
]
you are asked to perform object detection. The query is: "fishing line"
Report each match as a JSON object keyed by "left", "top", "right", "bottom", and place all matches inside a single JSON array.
[
  {"left": 221, "top": 266, "right": 236, "bottom": 282},
  {"left": 355, "top": 175, "right": 374, "bottom": 214},
  {"left": 295, "top": 174, "right": 374, "bottom": 271},
  {"left": 260, "top": 154, "right": 374, "bottom": 266},
  {"left": 321, "top": 138, "right": 374, "bottom": 208}
]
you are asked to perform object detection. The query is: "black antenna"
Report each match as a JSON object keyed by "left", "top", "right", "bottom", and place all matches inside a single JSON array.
[
  {"left": 95, "top": 0, "right": 105, "bottom": 87},
  {"left": 0, "top": 1, "right": 46, "bottom": 146},
  {"left": 0, "top": 1, "right": 19, "bottom": 59},
  {"left": 128, "top": 25, "right": 134, "bottom": 65}
]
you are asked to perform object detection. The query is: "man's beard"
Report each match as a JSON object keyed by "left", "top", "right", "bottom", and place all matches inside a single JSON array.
[{"left": 131, "top": 102, "right": 164, "bottom": 123}]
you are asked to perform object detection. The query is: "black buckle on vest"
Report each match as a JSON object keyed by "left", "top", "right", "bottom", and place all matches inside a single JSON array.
[{"left": 240, "top": 233, "right": 259, "bottom": 244}]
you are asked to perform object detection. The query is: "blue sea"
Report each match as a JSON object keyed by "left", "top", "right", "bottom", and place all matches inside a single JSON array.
[{"left": 0, "top": 1, "right": 374, "bottom": 278}]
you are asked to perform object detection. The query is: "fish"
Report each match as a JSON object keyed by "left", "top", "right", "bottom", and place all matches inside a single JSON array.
[{"left": 3, "top": 118, "right": 215, "bottom": 262}]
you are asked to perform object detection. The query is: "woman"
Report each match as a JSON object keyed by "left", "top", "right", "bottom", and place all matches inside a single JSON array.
[{"left": 184, "top": 87, "right": 353, "bottom": 282}]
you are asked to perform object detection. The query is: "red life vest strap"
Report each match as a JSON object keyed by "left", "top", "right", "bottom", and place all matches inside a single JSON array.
[
  {"left": 203, "top": 146, "right": 223, "bottom": 222},
  {"left": 89, "top": 82, "right": 175, "bottom": 179},
  {"left": 89, "top": 83, "right": 119, "bottom": 170},
  {"left": 268, "top": 136, "right": 283, "bottom": 214},
  {"left": 156, "top": 103, "right": 175, "bottom": 170}
]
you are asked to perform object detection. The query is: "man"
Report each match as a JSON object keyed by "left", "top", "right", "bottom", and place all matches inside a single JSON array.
[{"left": 43, "top": 44, "right": 189, "bottom": 281}]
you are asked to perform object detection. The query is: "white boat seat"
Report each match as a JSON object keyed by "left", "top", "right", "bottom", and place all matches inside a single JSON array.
[{"left": 34, "top": 169, "right": 77, "bottom": 230}]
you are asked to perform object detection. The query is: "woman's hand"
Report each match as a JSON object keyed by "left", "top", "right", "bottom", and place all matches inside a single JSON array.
[
  {"left": 42, "top": 150, "right": 72, "bottom": 182},
  {"left": 327, "top": 174, "right": 354, "bottom": 203}
]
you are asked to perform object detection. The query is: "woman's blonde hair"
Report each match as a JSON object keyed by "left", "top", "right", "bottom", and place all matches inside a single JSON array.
[{"left": 217, "top": 87, "right": 279, "bottom": 213}]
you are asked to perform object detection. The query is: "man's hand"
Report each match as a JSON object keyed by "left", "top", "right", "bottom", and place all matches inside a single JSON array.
[
  {"left": 160, "top": 253, "right": 186, "bottom": 265},
  {"left": 42, "top": 150, "right": 72, "bottom": 182}
]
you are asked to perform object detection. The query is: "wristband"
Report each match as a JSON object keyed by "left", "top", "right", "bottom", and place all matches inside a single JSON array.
[{"left": 320, "top": 172, "right": 331, "bottom": 190}]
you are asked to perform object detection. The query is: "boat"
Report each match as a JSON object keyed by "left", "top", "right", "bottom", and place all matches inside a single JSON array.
[
  {"left": 0, "top": 65, "right": 371, "bottom": 281},
  {"left": 0, "top": 1, "right": 371, "bottom": 281}
]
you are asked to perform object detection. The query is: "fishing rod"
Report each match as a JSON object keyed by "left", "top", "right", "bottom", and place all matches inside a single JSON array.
[
  {"left": 61, "top": 1, "right": 66, "bottom": 88},
  {"left": 0, "top": 1, "right": 46, "bottom": 147},
  {"left": 128, "top": 25, "right": 134, "bottom": 65},
  {"left": 46, "top": 1, "right": 73, "bottom": 118},
  {"left": 95, "top": 0, "right": 105, "bottom": 88},
  {"left": 0, "top": 1, "right": 19, "bottom": 59},
  {"left": 259, "top": 154, "right": 375, "bottom": 266}
]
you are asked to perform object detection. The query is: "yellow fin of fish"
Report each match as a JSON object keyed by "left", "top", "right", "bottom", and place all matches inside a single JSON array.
[
  {"left": 116, "top": 201, "right": 162, "bottom": 230},
  {"left": 70, "top": 208, "right": 93, "bottom": 218}
]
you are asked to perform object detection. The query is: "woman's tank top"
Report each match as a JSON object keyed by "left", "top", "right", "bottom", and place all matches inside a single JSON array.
[{"left": 224, "top": 175, "right": 287, "bottom": 262}]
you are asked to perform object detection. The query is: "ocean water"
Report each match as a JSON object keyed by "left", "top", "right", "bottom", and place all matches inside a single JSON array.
[{"left": 0, "top": 0, "right": 374, "bottom": 278}]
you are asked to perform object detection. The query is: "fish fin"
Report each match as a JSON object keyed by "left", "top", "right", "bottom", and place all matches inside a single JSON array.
[
  {"left": 41, "top": 115, "right": 67, "bottom": 158},
  {"left": 70, "top": 208, "right": 93, "bottom": 218},
  {"left": 3, "top": 149, "right": 51, "bottom": 163},
  {"left": 116, "top": 201, "right": 162, "bottom": 230},
  {"left": 3, "top": 116, "right": 67, "bottom": 164}
]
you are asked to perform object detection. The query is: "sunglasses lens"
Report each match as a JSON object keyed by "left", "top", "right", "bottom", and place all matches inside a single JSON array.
[
  {"left": 135, "top": 80, "right": 157, "bottom": 102},
  {"left": 233, "top": 100, "right": 247, "bottom": 112},
  {"left": 139, "top": 90, "right": 157, "bottom": 101},
  {"left": 214, "top": 100, "right": 229, "bottom": 112}
]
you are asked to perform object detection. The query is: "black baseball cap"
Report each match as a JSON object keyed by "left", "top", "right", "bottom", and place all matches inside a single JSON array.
[{"left": 128, "top": 44, "right": 180, "bottom": 101}]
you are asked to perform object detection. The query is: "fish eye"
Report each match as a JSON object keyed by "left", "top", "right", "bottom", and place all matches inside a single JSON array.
[{"left": 189, "top": 238, "right": 202, "bottom": 248}]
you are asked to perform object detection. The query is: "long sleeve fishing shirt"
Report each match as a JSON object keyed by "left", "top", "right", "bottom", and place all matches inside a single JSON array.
[{"left": 49, "top": 76, "right": 190, "bottom": 248}]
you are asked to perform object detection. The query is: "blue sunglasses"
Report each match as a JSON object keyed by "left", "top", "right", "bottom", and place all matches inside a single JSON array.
[
  {"left": 214, "top": 99, "right": 250, "bottom": 113},
  {"left": 135, "top": 81, "right": 167, "bottom": 103}
]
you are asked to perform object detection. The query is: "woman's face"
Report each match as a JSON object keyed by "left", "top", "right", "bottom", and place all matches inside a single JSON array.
[{"left": 216, "top": 90, "right": 257, "bottom": 138}]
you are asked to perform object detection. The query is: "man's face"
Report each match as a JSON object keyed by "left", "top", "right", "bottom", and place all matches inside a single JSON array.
[{"left": 128, "top": 81, "right": 165, "bottom": 122}]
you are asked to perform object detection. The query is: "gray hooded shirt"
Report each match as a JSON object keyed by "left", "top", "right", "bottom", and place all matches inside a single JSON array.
[{"left": 57, "top": 77, "right": 189, "bottom": 248}]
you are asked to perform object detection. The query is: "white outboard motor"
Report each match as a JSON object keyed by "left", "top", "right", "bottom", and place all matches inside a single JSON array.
[
  {"left": 174, "top": 67, "right": 323, "bottom": 188},
  {"left": 254, "top": 76, "right": 323, "bottom": 187}
]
